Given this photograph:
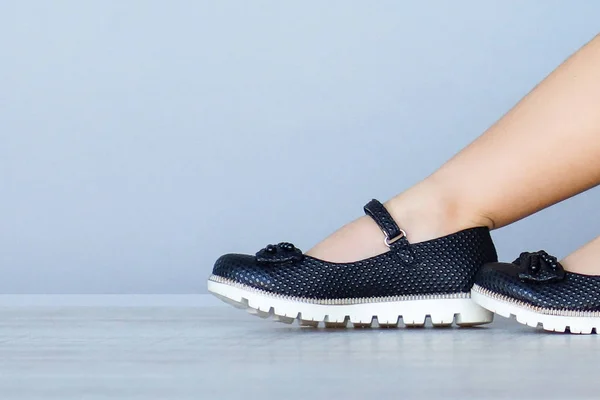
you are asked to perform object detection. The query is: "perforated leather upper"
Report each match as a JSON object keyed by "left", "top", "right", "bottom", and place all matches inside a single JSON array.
[
  {"left": 475, "top": 260, "right": 600, "bottom": 311},
  {"left": 212, "top": 226, "right": 497, "bottom": 299}
]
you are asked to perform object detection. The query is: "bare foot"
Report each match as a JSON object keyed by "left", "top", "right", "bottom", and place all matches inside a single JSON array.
[{"left": 307, "top": 180, "right": 492, "bottom": 262}]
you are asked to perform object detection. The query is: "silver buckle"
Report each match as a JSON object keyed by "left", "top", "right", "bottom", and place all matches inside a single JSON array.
[{"left": 384, "top": 229, "right": 407, "bottom": 248}]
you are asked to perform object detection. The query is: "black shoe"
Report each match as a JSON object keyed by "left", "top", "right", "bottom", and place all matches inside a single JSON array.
[
  {"left": 472, "top": 251, "right": 600, "bottom": 334},
  {"left": 208, "top": 199, "right": 497, "bottom": 328}
]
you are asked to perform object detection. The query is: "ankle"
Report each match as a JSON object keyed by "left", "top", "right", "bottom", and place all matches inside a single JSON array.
[
  {"left": 306, "top": 180, "right": 494, "bottom": 263},
  {"left": 385, "top": 180, "right": 493, "bottom": 243}
]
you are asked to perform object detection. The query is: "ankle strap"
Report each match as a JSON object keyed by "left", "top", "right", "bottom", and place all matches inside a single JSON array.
[{"left": 364, "top": 199, "right": 409, "bottom": 248}]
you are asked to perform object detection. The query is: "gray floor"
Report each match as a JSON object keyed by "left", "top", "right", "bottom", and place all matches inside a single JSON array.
[{"left": 0, "top": 300, "right": 598, "bottom": 400}]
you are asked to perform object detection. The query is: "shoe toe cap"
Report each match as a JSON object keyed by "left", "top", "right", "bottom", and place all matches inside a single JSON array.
[
  {"left": 476, "top": 261, "right": 519, "bottom": 283},
  {"left": 475, "top": 262, "right": 537, "bottom": 303},
  {"left": 212, "top": 253, "right": 272, "bottom": 289}
]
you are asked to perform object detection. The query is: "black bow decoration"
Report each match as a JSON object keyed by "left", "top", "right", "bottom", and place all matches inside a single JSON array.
[
  {"left": 256, "top": 242, "right": 303, "bottom": 264},
  {"left": 514, "top": 250, "right": 565, "bottom": 283}
]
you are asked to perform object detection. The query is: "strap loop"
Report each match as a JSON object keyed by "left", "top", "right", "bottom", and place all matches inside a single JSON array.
[{"left": 364, "top": 199, "right": 409, "bottom": 248}]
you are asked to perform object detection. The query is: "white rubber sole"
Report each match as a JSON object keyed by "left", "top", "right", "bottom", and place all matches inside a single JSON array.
[
  {"left": 207, "top": 276, "right": 493, "bottom": 328},
  {"left": 471, "top": 284, "right": 600, "bottom": 334}
]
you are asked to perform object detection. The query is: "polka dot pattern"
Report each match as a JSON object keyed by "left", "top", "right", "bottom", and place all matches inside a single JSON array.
[
  {"left": 476, "top": 259, "right": 600, "bottom": 312},
  {"left": 212, "top": 227, "right": 497, "bottom": 300}
]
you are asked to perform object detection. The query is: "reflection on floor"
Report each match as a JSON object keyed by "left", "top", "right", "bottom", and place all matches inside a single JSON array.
[{"left": 0, "top": 301, "right": 597, "bottom": 399}]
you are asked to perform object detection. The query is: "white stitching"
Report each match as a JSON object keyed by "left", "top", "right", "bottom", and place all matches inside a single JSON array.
[
  {"left": 472, "top": 284, "right": 600, "bottom": 318},
  {"left": 209, "top": 274, "right": 471, "bottom": 305}
]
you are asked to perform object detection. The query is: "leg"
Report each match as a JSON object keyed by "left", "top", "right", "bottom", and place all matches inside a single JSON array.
[
  {"left": 209, "top": 34, "right": 600, "bottom": 328},
  {"left": 309, "top": 34, "right": 600, "bottom": 264}
]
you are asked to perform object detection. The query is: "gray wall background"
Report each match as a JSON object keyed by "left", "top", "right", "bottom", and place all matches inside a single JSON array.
[{"left": 1, "top": 1, "right": 599, "bottom": 294}]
